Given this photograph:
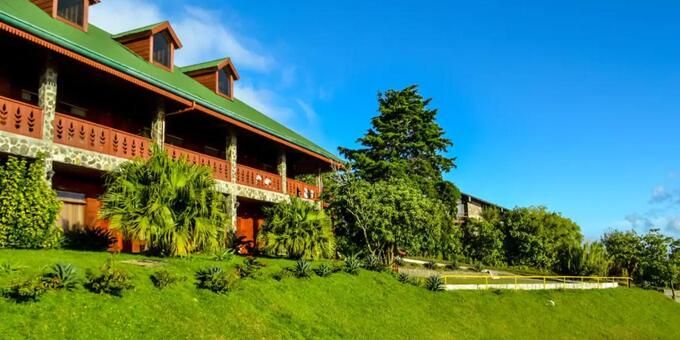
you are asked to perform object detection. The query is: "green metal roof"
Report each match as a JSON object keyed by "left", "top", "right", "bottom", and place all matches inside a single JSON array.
[
  {"left": 179, "top": 58, "right": 228, "bottom": 74},
  {"left": 0, "top": 1, "right": 339, "bottom": 162}
]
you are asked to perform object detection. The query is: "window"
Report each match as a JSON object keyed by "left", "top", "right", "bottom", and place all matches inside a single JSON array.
[
  {"left": 153, "top": 33, "right": 172, "bottom": 68},
  {"left": 57, "top": 0, "right": 85, "bottom": 26},
  {"left": 218, "top": 68, "right": 232, "bottom": 97}
]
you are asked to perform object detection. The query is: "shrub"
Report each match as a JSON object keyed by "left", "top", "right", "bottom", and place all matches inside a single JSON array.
[
  {"left": 85, "top": 261, "right": 134, "bottom": 296},
  {"left": 293, "top": 260, "right": 312, "bottom": 278},
  {"left": 62, "top": 226, "right": 116, "bottom": 251},
  {"left": 397, "top": 272, "right": 410, "bottom": 283},
  {"left": 395, "top": 256, "right": 405, "bottom": 267},
  {"left": 100, "top": 144, "right": 231, "bottom": 257},
  {"left": 472, "top": 261, "right": 484, "bottom": 272},
  {"left": 150, "top": 270, "right": 185, "bottom": 289},
  {"left": 235, "top": 257, "right": 264, "bottom": 279},
  {"left": 344, "top": 254, "right": 362, "bottom": 275},
  {"left": 0, "top": 156, "right": 62, "bottom": 249},
  {"left": 2, "top": 277, "right": 47, "bottom": 303},
  {"left": 314, "top": 264, "right": 333, "bottom": 277},
  {"left": 213, "top": 249, "right": 235, "bottom": 262},
  {"left": 425, "top": 275, "right": 445, "bottom": 292},
  {"left": 195, "top": 267, "right": 238, "bottom": 294},
  {"left": 424, "top": 260, "right": 437, "bottom": 270},
  {"left": 364, "top": 254, "right": 385, "bottom": 272},
  {"left": 258, "top": 198, "right": 335, "bottom": 259},
  {"left": 41, "top": 263, "right": 78, "bottom": 290},
  {"left": 0, "top": 262, "right": 25, "bottom": 276},
  {"left": 273, "top": 269, "right": 293, "bottom": 281}
]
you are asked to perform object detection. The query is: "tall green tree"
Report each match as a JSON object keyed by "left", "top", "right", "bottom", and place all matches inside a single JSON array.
[
  {"left": 100, "top": 145, "right": 230, "bottom": 257},
  {"left": 601, "top": 230, "right": 643, "bottom": 277},
  {"left": 338, "top": 85, "right": 459, "bottom": 207},
  {"left": 461, "top": 209, "right": 505, "bottom": 266}
]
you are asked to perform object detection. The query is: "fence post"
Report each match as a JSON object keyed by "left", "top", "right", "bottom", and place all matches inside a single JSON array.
[{"left": 543, "top": 277, "right": 546, "bottom": 290}]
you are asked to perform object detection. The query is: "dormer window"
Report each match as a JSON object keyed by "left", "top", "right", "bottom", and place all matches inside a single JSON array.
[
  {"left": 181, "top": 58, "right": 240, "bottom": 100},
  {"left": 57, "top": 0, "right": 85, "bottom": 26},
  {"left": 30, "top": 0, "right": 100, "bottom": 31},
  {"left": 113, "top": 21, "right": 182, "bottom": 72},
  {"left": 153, "top": 33, "right": 172, "bottom": 69},
  {"left": 218, "top": 68, "right": 232, "bottom": 97}
]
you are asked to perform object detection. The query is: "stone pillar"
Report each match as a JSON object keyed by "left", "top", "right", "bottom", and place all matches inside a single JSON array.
[
  {"left": 38, "top": 60, "right": 58, "bottom": 185},
  {"left": 226, "top": 130, "right": 238, "bottom": 231},
  {"left": 151, "top": 101, "right": 165, "bottom": 147},
  {"left": 226, "top": 129, "right": 237, "bottom": 184},
  {"left": 277, "top": 149, "right": 287, "bottom": 193}
]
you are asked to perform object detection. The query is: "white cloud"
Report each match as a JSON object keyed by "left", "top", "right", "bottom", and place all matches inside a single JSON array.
[
  {"left": 650, "top": 185, "right": 672, "bottom": 204},
  {"left": 89, "top": 1, "right": 272, "bottom": 72},
  {"left": 89, "top": 0, "right": 163, "bottom": 34},
  {"left": 235, "top": 82, "right": 294, "bottom": 122},
  {"left": 295, "top": 99, "right": 318, "bottom": 122}
]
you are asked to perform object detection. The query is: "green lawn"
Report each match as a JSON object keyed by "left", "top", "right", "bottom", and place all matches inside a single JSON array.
[{"left": 1, "top": 249, "right": 679, "bottom": 339}]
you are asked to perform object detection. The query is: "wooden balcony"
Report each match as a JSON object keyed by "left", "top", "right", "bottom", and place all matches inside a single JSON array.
[
  {"left": 237, "top": 163, "right": 282, "bottom": 193},
  {"left": 53, "top": 113, "right": 152, "bottom": 160},
  {"left": 0, "top": 95, "right": 43, "bottom": 139},
  {"left": 165, "top": 144, "right": 230, "bottom": 182},
  {"left": 288, "top": 178, "right": 320, "bottom": 201}
]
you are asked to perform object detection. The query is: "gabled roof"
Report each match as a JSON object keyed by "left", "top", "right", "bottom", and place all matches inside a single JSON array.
[
  {"left": 0, "top": 0, "right": 339, "bottom": 162},
  {"left": 112, "top": 21, "right": 182, "bottom": 49},
  {"left": 180, "top": 57, "right": 240, "bottom": 80}
]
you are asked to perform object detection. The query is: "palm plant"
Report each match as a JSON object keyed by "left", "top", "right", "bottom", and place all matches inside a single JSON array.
[
  {"left": 314, "top": 264, "right": 333, "bottom": 277},
  {"left": 293, "top": 260, "right": 312, "bottom": 278},
  {"left": 100, "top": 144, "right": 231, "bottom": 257},
  {"left": 344, "top": 254, "right": 362, "bottom": 275},
  {"left": 258, "top": 198, "right": 335, "bottom": 259},
  {"left": 42, "top": 263, "right": 79, "bottom": 290},
  {"left": 425, "top": 275, "right": 445, "bottom": 292}
]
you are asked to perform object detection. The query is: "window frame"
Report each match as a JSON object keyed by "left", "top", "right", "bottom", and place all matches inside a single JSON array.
[
  {"left": 54, "top": 0, "right": 89, "bottom": 31},
  {"left": 217, "top": 68, "right": 233, "bottom": 99},
  {"left": 151, "top": 32, "right": 173, "bottom": 71}
]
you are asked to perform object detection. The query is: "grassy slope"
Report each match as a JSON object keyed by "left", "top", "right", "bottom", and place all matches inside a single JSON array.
[{"left": 1, "top": 250, "right": 679, "bottom": 340}]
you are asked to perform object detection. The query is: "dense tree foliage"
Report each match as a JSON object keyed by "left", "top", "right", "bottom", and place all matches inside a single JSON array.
[
  {"left": 0, "top": 156, "right": 61, "bottom": 249},
  {"left": 325, "top": 172, "right": 460, "bottom": 264},
  {"left": 554, "top": 242, "right": 611, "bottom": 276},
  {"left": 338, "top": 85, "right": 460, "bottom": 209},
  {"left": 601, "top": 230, "right": 642, "bottom": 278},
  {"left": 461, "top": 209, "right": 505, "bottom": 266},
  {"left": 100, "top": 145, "right": 230, "bottom": 257},
  {"left": 258, "top": 198, "right": 335, "bottom": 259},
  {"left": 502, "top": 207, "right": 582, "bottom": 269}
]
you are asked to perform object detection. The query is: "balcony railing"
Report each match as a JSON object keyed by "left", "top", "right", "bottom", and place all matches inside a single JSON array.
[
  {"left": 53, "top": 113, "right": 152, "bottom": 160},
  {"left": 288, "top": 178, "right": 320, "bottom": 201},
  {"left": 165, "top": 144, "right": 230, "bottom": 182},
  {"left": 0, "top": 95, "right": 43, "bottom": 139},
  {"left": 237, "top": 164, "right": 282, "bottom": 193}
]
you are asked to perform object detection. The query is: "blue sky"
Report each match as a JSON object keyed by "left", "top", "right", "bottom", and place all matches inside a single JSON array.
[{"left": 90, "top": 0, "right": 680, "bottom": 239}]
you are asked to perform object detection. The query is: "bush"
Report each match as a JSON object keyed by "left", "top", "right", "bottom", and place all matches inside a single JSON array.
[
  {"left": 344, "top": 254, "right": 362, "bottom": 275},
  {"left": 272, "top": 269, "right": 293, "bottom": 281},
  {"left": 2, "top": 277, "right": 47, "bottom": 303},
  {"left": 424, "top": 260, "right": 437, "bottom": 270},
  {"left": 235, "top": 257, "right": 264, "bottom": 279},
  {"left": 293, "top": 260, "right": 312, "bottom": 278},
  {"left": 62, "top": 226, "right": 115, "bottom": 251},
  {"left": 100, "top": 144, "right": 231, "bottom": 257},
  {"left": 472, "top": 261, "right": 484, "bottom": 272},
  {"left": 0, "top": 156, "right": 62, "bottom": 249},
  {"left": 0, "top": 262, "right": 25, "bottom": 276},
  {"left": 364, "top": 254, "right": 385, "bottom": 272},
  {"left": 314, "top": 264, "right": 333, "bottom": 277},
  {"left": 425, "top": 275, "right": 445, "bottom": 292},
  {"left": 195, "top": 267, "right": 238, "bottom": 294},
  {"left": 395, "top": 257, "right": 405, "bottom": 267},
  {"left": 85, "top": 261, "right": 134, "bottom": 296},
  {"left": 41, "top": 263, "right": 78, "bottom": 290},
  {"left": 259, "top": 198, "right": 335, "bottom": 259},
  {"left": 150, "top": 270, "right": 185, "bottom": 289},
  {"left": 397, "top": 272, "right": 410, "bottom": 283},
  {"left": 213, "top": 249, "right": 235, "bottom": 262}
]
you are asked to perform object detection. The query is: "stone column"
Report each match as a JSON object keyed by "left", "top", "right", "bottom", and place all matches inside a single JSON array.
[
  {"left": 38, "top": 60, "right": 58, "bottom": 185},
  {"left": 277, "top": 149, "right": 287, "bottom": 194},
  {"left": 151, "top": 101, "right": 165, "bottom": 147},
  {"left": 226, "top": 129, "right": 238, "bottom": 231}
]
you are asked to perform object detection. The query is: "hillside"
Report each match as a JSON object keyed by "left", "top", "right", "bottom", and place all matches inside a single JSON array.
[{"left": 1, "top": 249, "right": 679, "bottom": 339}]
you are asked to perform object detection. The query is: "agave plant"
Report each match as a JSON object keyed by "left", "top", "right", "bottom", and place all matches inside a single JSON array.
[
  {"left": 344, "top": 254, "right": 362, "bottom": 275},
  {"left": 0, "top": 262, "right": 25, "bottom": 275},
  {"left": 42, "top": 263, "right": 79, "bottom": 290},
  {"left": 314, "top": 264, "right": 333, "bottom": 277},
  {"left": 213, "top": 249, "right": 236, "bottom": 262},
  {"left": 258, "top": 198, "right": 335, "bottom": 260},
  {"left": 293, "top": 260, "right": 312, "bottom": 278},
  {"left": 425, "top": 275, "right": 445, "bottom": 292},
  {"left": 397, "top": 272, "right": 410, "bottom": 283},
  {"left": 100, "top": 144, "right": 231, "bottom": 257},
  {"left": 364, "top": 254, "right": 384, "bottom": 272}
]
